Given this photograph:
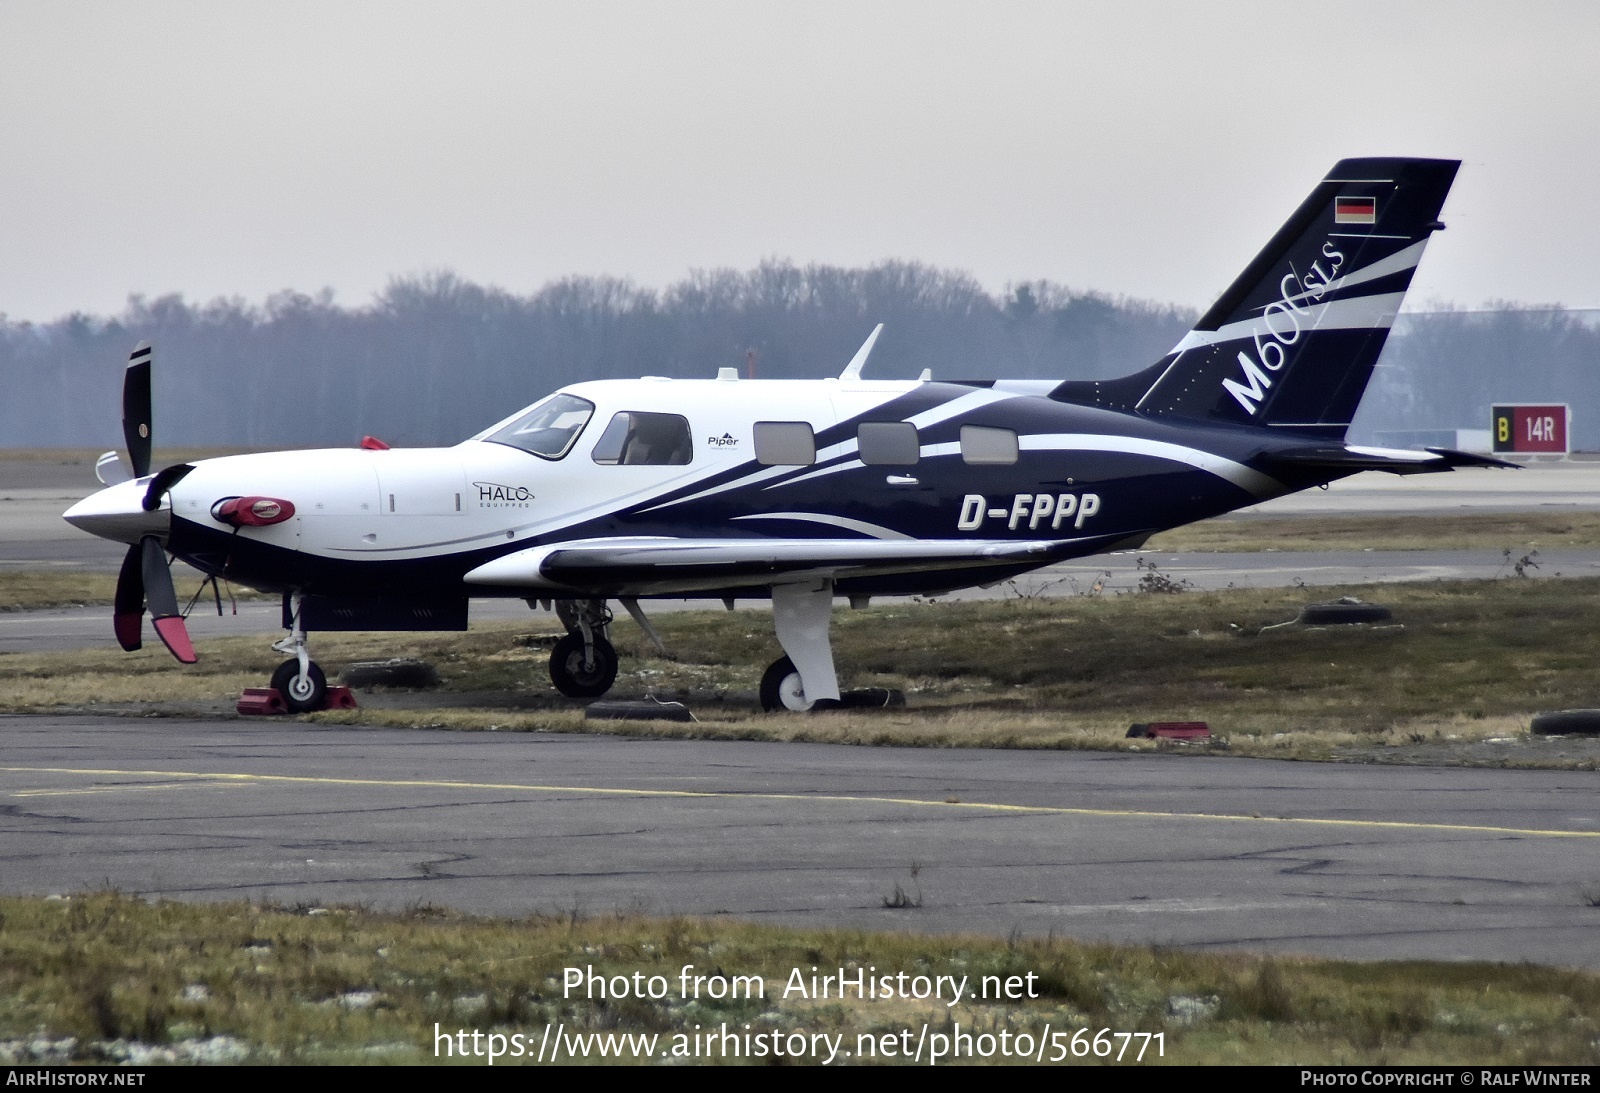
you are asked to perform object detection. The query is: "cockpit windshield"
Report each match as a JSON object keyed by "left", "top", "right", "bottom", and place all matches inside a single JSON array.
[{"left": 481, "top": 393, "right": 596, "bottom": 459}]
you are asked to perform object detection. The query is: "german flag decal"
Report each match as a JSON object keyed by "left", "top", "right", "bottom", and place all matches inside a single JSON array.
[{"left": 1334, "top": 195, "right": 1377, "bottom": 224}]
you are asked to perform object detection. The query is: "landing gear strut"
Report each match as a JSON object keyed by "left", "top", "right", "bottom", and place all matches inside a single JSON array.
[
  {"left": 270, "top": 591, "right": 327, "bottom": 713},
  {"left": 549, "top": 598, "right": 618, "bottom": 698},
  {"left": 759, "top": 580, "right": 841, "bottom": 712}
]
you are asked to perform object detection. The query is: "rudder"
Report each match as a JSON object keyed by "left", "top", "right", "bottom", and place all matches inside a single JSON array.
[{"left": 1053, "top": 157, "right": 1459, "bottom": 439}]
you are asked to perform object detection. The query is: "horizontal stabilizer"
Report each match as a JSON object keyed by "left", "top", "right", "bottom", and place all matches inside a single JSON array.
[{"left": 1258, "top": 445, "right": 1519, "bottom": 477}]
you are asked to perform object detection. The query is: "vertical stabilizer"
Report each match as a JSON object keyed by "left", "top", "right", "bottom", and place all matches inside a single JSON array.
[{"left": 1051, "top": 158, "right": 1459, "bottom": 438}]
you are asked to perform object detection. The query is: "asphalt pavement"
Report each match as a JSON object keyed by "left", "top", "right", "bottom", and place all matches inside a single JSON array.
[{"left": 3, "top": 715, "right": 1597, "bottom": 966}]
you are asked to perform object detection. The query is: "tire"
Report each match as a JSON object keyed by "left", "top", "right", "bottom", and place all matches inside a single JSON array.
[
  {"left": 1531, "top": 710, "right": 1600, "bottom": 736},
  {"left": 759, "top": 656, "right": 813, "bottom": 712},
  {"left": 271, "top": 659, "right": 327, "bottom": 714},
  {"left": 1298, "top": 601, "right": 1393, "bottom": 625},
  {"left": 549, "top": 633, "right": 618, "bottom": 699}
]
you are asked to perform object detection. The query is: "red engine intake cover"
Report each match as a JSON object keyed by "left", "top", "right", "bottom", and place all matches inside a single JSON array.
[{"left": 213, "top": 496, "right": 296, "bottom": 527}]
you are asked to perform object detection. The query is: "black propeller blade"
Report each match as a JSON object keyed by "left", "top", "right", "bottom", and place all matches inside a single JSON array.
[
  {"left": 107, "top": 342, "right": 198, "bottom": 664},
  {"left": 122, "top": 343, "right": 152, "bottom": 478},
  {"left": 113, "top": 544, "right": 144, "bottom": 652},
  {"left": 111, "top": 537, "right": 196, "bottom": 662}
]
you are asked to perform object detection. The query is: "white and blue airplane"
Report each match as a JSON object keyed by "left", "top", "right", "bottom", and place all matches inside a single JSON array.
[{"left": 65, "top": 157, "right": 1508, "bottom": 713}]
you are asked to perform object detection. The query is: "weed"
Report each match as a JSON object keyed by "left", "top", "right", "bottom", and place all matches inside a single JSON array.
[
  {"left": 1498, "top": 548, "right": 1541, "bottom": 578},
  {"left": 882, "top": 862, "right": 924, "bottom": 909},
  {"left": 1131, "top": 557, "right": 1193, "bottom": 595}
]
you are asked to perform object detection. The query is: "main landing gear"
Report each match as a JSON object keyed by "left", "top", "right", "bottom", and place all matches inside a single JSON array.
[
  {"left": 758, "top": 580, "right": 841, "bottom": 713},
  {"left": 270, "top": 591, "right": 327, "bottom": 713},
  {"left": 549, "top": 598, "right": 618, "bottom": 698},
  {"left": 541, "top": 583, "right": 843, "bottom": 713}
]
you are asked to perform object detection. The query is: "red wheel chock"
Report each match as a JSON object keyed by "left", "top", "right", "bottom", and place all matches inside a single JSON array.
[
  {"left": 324, "top": 686, "right": 359, "bottom": 710},
  {"left": 237, "top": 688, "right": 288, "bottom": 716},
  {"left": 236, "top": 686, "right": 359, "bottom": 716}
]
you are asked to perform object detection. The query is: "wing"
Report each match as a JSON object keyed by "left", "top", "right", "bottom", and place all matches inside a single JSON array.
[{"left": 462, "top": 534, "right": 1132, "bottom": 597}]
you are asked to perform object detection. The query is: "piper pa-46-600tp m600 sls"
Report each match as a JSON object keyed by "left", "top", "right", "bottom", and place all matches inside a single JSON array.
[{"left": 64, "top": 157, "right": 1508, "bottom": 713}]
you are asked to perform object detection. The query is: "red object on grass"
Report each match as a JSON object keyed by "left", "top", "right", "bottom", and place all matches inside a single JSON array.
[
  {"left": 324, "top": 686, "right": 359, "bottom": 710},
  {"left": 1127, "top": 721, "right": 1211, "bottom": 739},
  {"left": 237, "top": 688, "right": 288, "bottom": 716}
]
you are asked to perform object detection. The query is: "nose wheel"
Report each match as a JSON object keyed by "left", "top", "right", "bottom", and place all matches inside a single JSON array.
[
  {"left": 268, "top": 590, "right": 327, "bottom": 713},
  {"left": 271, "top": 658, "right": 327, "bottom": 713}
]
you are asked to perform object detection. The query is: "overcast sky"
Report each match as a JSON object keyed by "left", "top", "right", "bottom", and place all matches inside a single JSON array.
[{"left": 2, "top": 1, "right": 1597, "bottom": 322}]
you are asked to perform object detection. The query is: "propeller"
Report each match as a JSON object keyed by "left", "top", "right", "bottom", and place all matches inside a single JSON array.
[
  {"left": 108, "top": 343, "right": 198, "bottom": 663},
  {"left": 122, "top": 343, "right": 153, "bottom": 478}
]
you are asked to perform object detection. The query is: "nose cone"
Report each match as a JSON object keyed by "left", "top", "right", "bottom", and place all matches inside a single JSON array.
[{"left": 63, "top": 479, "right": 169, "bottom": 545}]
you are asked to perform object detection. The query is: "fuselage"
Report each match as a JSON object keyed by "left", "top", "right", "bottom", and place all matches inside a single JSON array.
[{"left": 66, "top": 375, "right": 1313, "bottom": 601}]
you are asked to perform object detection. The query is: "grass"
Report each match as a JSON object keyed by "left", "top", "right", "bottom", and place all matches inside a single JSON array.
[
  {"left": 0, "top": 893, "right": 1594, "bottom": 1065},
  {"left": 1143, "top": 510, "right": 1600, "bottom": 553},
  {"left": 4, "top": 575, "right": 1600, "bottom": 766},
  {"left": 0, "top": 567, "right": 267, "bottom": 613}
]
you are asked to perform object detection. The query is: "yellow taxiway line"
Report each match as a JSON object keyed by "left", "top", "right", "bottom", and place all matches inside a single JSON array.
[{"left": 3, "top": 764, "right": 1596, "bottom": 839}]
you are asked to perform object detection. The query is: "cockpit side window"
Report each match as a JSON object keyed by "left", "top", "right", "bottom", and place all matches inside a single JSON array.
[
  {"left": 590, "top": 412, "right": 694, "bottom": 466},
  {"left": 483, "top": 393, "right": 596, "bottom": 460}
]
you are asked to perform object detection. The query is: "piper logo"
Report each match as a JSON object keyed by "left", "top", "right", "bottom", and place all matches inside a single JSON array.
[
  {"left": 958, "top": 492, "right": 1100, "bottom": 532},
  {"left": 707, "top": 433, "right": 739, "bottom": 448}
]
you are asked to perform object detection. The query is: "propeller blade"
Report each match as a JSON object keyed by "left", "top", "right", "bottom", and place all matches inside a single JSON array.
[
  {"left": 113, "top": 544, "right": 144, "bottom": 651},
  {"left": 140, "top": 535, "right": 197, "bottom": 663},
  {"left": 122, "top": 343, "right": 153, "bottom": 478},
  {"left": 142, "top": 462, "right": 194, "bottom": 512}
]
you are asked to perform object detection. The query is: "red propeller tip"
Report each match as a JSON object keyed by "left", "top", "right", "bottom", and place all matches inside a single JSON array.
[{"left": 152, "top": 616, "right": 198, "bottom": 664}]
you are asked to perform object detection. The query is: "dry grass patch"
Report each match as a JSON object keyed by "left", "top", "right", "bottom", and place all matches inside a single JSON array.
[
  {"left": 6, "top": 577, "right": 1600, "bottom": 766},
  {"left": 0, "top": 893, "right": 1595, "bottom": 1065},
  {"left": 1144, "top": 511, "right": 1600, "bottom": 553},
  {"left": 0, "top": 566, "right": 267, "bottom": 613}
]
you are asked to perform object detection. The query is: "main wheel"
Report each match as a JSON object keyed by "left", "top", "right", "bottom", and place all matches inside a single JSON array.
[
  {"left": 549, "top": 633, "right": 618, "bottom": 699},
  {"left": 759, "top": 655, "right": 813, "bottom": 712},
  {"left": 271, "top": 658, "right": 327, "bottom": 714}
]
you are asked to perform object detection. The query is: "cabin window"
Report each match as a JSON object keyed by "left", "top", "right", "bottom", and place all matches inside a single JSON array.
[
  {"left": 960, "top": 425, "right": 1019, "bottom": 465},
  {"left": 590, "top": 412, "right": 693, "bottom": 466},
  {"left": 484, "top": 393, "right": 595, "bottom": 460},
  {"left": 857, "top": 421, "right": 919, "bottom": 466},
  {"left": 754, "top": 421, "right": 816, "bottom": 466}
]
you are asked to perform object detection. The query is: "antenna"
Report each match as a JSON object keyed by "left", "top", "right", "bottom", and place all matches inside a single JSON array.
[{"left": 838, "top": 324, "right": 884, "bottom": 381}]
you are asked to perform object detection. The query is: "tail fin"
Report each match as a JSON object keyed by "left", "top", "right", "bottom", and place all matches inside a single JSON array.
[{"left": 1053, "top": 157, "right": 1459, "bottom": 439}]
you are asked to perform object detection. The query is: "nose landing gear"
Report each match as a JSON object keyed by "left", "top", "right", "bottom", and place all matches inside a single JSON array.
[{"left": 269, "top": 591, "right": 328, "bottom": 713}]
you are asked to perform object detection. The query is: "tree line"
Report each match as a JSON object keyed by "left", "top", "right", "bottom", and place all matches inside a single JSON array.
[{"left": 1, "top": 262, "right": 1593, "bottom": 449}]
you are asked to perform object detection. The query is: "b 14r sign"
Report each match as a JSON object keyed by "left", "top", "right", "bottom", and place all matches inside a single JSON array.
[{"left": 1492, "top": 404, "right": 1569, "bottom": 454}]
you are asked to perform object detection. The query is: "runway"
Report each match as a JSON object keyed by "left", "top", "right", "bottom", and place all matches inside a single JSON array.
[{"left": 2, "top": 715, "right": 1597, "bottom": 966}]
